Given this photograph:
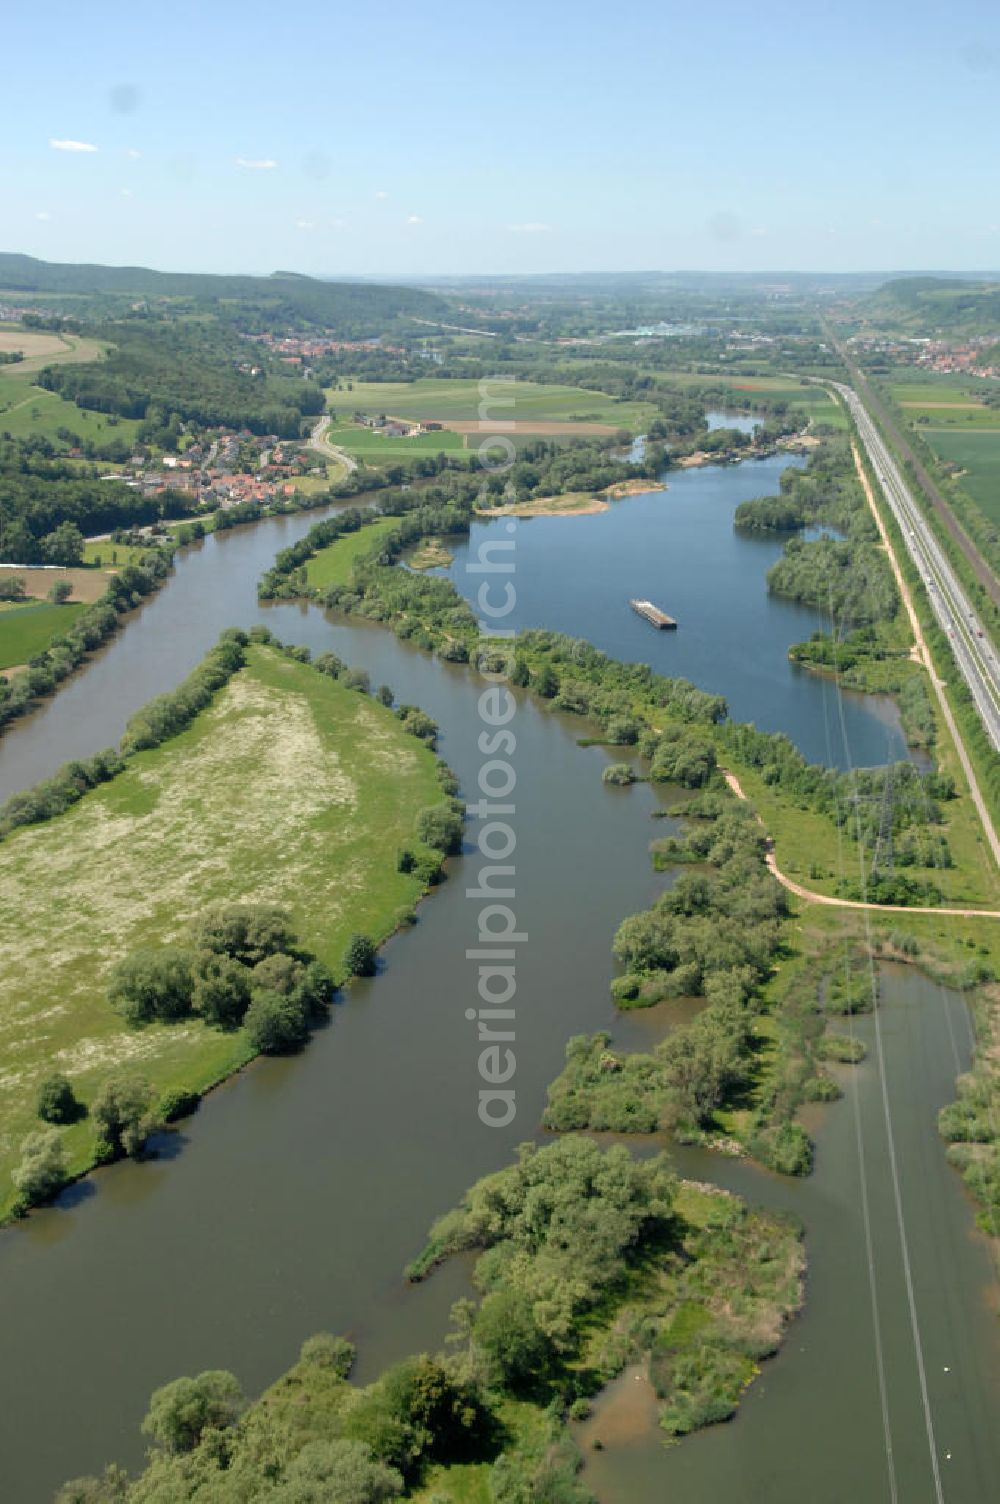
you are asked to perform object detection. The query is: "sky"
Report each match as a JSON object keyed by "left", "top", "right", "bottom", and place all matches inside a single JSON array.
[{"left": 2, "top": 0, "right": 999, "bottom": 279}]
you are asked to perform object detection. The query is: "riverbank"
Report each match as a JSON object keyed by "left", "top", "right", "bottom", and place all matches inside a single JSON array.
[
  {"left": 0, "top": 636, "right": 454, "bottom": 1222},
  {"left": 477, "top": 477, "right": 667, "bottom": 518}
]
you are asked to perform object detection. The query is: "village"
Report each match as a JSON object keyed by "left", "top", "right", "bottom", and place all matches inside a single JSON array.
[{"left": 104, "top": 429, "right": 328, "bottom": 510}]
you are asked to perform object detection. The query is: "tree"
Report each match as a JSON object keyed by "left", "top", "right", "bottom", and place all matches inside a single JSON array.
[
  {"left": 141, "top": 1369, "right": 245, "bottom": 1453},
  {"left": 92, "top": 1074, "right": 160, "bottom": 1158},
  {"left": 192, "top": 951, "right": 251, "bottom": 1029},
  {"left": 107, "top": 947, "right": 194, "bottom": 1024},
  {"left": 12, "top": 1128, "right": 68, "bottom": 1208},
  {"left": 272, "top": 1441, "right": 402, "bottom": 1503},
  {"left": 535, "top": 664, "right": 558, "bottom": 699},
  {"left": 244, "top": 988, "right": 309, "bottom": 1053},
  {"left": 416, "top": 804, "right": 464, "bottom": 854},
  {"left": 40, "top": 522, "right": 85, "bottom": 567},
  {"left": 343, "top": 933, "right": 377, "bottom": 978},
  {"left": 253, "top": 951, "right": 305, "bottom": 995},
  {"left": 190, "top": 903, "right": 294, "bottom": 968},
  {"left": 54, "top": 1465, "right": 130, "bottom": 1503},
  {"left": 48, "top": 578, "right": 73, "bottom": 604},
  {"left": 0, "top": 574, "right": 26, "bottom": 601},
  {"left": 473, "top": 1288, "right": 550, "bottom": 1387},
  {"left": 36, "top": 1072, "right": 81, "bottom": 1125}
]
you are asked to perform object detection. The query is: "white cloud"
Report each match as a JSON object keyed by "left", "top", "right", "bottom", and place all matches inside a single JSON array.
[
  {"left": 406, "top": 214, "right": 423, "bottom": 225},
  {"left": 374, "top": 190, "right": 389, "bottom": 200},
  {"left": 50, "top": 138, "right": 98, "bottom": 153},
  {"left": 235, "top": 157, "right": 277, "bottom": 170},
  {"left": 35, "top": 211, "right": 52, "bottom": 221},
  {"left": 749, "top": 226, "right": 768, "bottom": 237},
  {"left": 126, "top": 148, "right": 142, "bottom": 159},
  {"left": 294, "top": 219, "right": 315, "bottom": 230},
  {"left": 507, "top": 222, "right": 552, "bottom": 234},
  {"left": 121, "top": 188, "right": 133, "bottom": 197}
]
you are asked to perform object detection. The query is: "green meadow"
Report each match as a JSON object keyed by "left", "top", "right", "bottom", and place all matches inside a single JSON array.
[
  {"left": 305, "top": 516, "right": 401, "bottom": 588},
  {"left": 656, "top": 372, "right": 846, "bottom": 429},
  {"left": 326, "top": 376, "right": 658, "bottom": 429},
  {"left": 0, "top": 369, "right": 141, "bottom": 446},
  {"left": 0, "top": 644, "right": 448, "bottom": 1218},
  {"left": 0, "top": 600, "right": 87, "bottom": 670},
  {"left": 920, "top": 428, "right": 1000, "bottom": 526}
]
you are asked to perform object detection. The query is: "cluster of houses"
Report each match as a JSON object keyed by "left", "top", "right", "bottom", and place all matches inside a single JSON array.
[
  {"left": 353, "top": 412, "right": 442, "bottom": 439},
  {"left": 241, "top": 332, "right": 405, "bottom": 365},
  {"left": 851, "top": 334, "right": 1000, "bottom": 380},
  {"left": 110, "top": 430, "right": 323, "bottom": 507}
]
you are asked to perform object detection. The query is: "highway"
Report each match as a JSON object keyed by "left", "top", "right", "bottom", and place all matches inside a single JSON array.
[{"left": 834, "top": 381, "right": 1000, "bottom": 753}]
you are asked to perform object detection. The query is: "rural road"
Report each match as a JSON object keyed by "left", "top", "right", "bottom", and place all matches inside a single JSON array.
[
  {"left": 722, "top": 772, "right": 1000, "bottom": 919},
  {"left": 308, "top": 415, "right": 358, "bottom": 473}
]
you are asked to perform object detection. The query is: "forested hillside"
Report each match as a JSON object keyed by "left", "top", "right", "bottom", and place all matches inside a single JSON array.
[{"left": 0, "top": 253, "right": 450, "bottom": 334}]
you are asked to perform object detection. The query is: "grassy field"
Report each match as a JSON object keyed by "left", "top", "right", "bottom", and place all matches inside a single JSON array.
[
  {"left": 914, "top": 428, "right": 1000, "bottom": 527},
  {"left": 305, "top": 517, "right": 402, "bottom": 588},
  {"left": 0, "top": 600, "right": 87, "bottom": 670},
  {"left": 0, "top": 369, "right": 141, "bottom": 446},
  {"left": 80, "top": 539, "right": 159, "bottom": 568},
  {"left": 326, "top": 376, "right": 659, "bottom": 430},
  {"left": 0, "top": 644, "right": 448, "bottom": 1219},
  {"left": 323, "top": 419, "right": 470, "bottom": 469}
]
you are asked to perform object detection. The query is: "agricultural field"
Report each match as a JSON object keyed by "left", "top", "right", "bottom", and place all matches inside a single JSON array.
[
  {"left": 0, "top": 600, "right": 87, "bottom": 671},
  {"left": 885, "top": 375, "right": 1000, "bottom": 429},
  {"left": 0, "top": 329, "right": 107, "bottom": 375},
  {"left": 919, "top": 428, "right": 1000, "bottom": 526},
  {"left": 0, "top": 644, "right": 448, "bottom": 1218},
  {"left": 323, "top": 419, "right": 470, "bottom": 469},
  {"left": 305, "top": 516, "right": 401, "bottom": 588},
  {"left": 326, "top": 376, "right": 659, "bottom": 431}
]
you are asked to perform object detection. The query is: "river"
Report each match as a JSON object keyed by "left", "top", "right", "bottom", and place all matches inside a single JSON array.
[{"left": 0, "top": 459, "right": 995, "bottom": 1500}]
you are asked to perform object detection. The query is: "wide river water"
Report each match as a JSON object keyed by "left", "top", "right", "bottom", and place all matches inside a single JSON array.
[{"left": 0, "top": 455, "right": 996, "bottom": 1501}]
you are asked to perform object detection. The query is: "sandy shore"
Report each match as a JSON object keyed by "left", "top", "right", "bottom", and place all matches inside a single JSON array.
[{"left": 477, "top": 478, "right": 666, "bottom": 519}]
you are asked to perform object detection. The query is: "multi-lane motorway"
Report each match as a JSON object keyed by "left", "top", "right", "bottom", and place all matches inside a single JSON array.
[{"left": 834, "top": 381, "right": 1000, "bottom": 753}]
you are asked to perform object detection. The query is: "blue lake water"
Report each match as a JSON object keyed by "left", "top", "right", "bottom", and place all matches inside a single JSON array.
[{"left": 444, "top": 452, "right": 910, "bottom": 770}]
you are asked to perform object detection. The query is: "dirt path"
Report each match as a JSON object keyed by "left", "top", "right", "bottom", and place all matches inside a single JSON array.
[
  {"left": 721, "top": 771, "right": 1000, "bottom": 918},
  {"left": 850, "top": 440, "right": 1000, "bottom": 869}
]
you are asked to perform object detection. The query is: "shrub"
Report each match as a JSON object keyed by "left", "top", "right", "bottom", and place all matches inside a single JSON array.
[
  {"left": 299, "top": 1332, "right": 356, "bottom": 1376},
  {"left": 244, "top": 988, "right": 308, "bottom": 1054},
  {"left": 602, "top": 763, "right": 636, "bottom": 786},
  {"left": 158, "top": 1088, "right": 200, "bottom": 1123},
  {"left": 92, "top": 1074, "right": 160, "bottom": 1159},
  {"left": 189, "top": 903, "right": 294, "bottom": 968},
  {"left": 192, "top": 952, "right": 252, "bottom": 1029},
  {"left": 141, "top": 1370, "right": 245, "bottom": 1453},
  {"left": 107, "top": 947, "right": 194, "bottom": 1024},
  {"left": 12, "top": 1129, "right": 68, "bottom": 1209},
  {"left": 344, "top": 933, "right": 377, "bottom": 978},
  {"left": 416, "top": 803, "right": 464, "bottom": 854},
  {"left": 36, "top": 1072, "right": 81, "bottom": 1125}
]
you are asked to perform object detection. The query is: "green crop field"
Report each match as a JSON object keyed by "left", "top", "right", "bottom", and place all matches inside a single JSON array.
[
  {"left": 324, "top": 420, "right": 470, "bottom": 469},
  {"left": 0, "top": 644, "right": 448, "bottom": 1217},
  {"left": 919, "top": 428, "right": 1000, "bottom": 525},
  {"left": 305, "top": 516, "right": 401, "bottom": 587},
  {"left": 326, "top": 376, "right": 658, "bottom": 429},
  {"left": 0, "top": 600, "right": 87, "bottom": 670}
]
